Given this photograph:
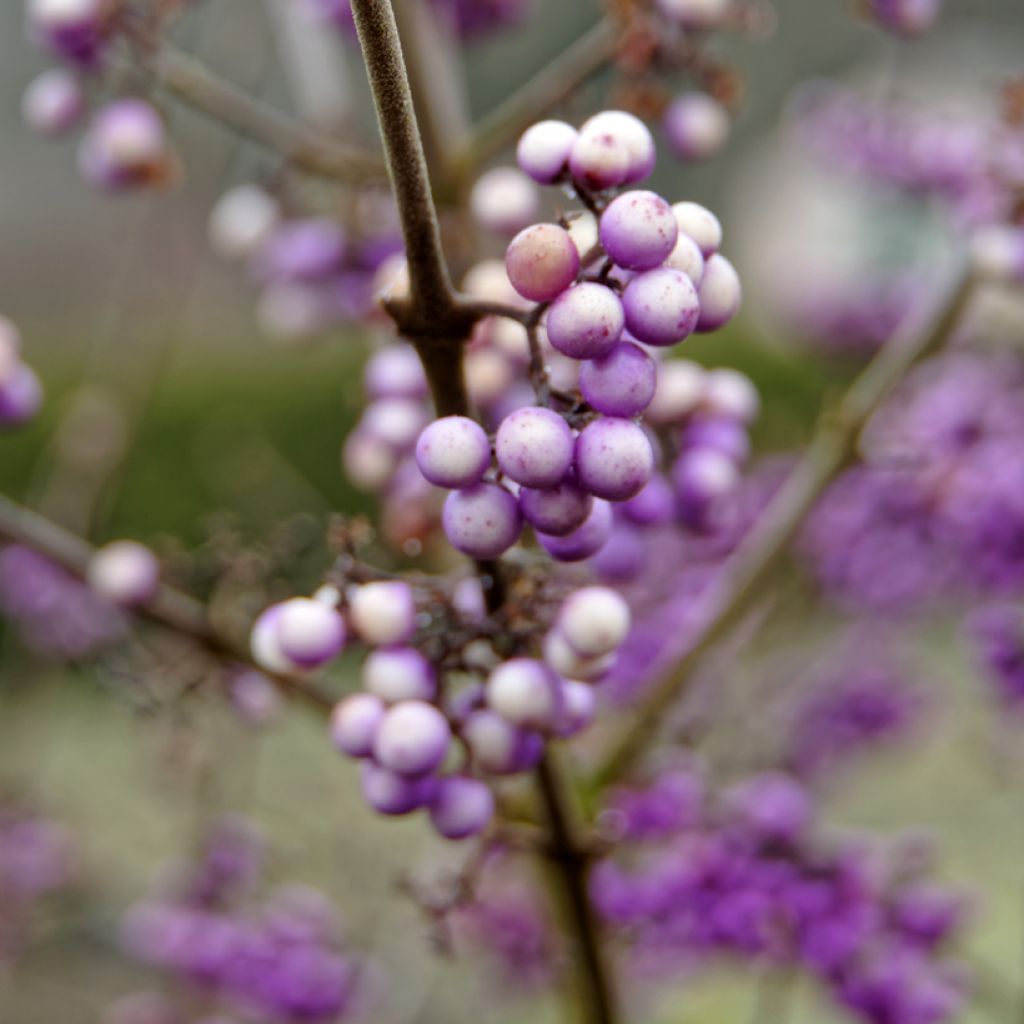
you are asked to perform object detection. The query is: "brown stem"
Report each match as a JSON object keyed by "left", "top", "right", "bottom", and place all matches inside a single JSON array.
[
  {"left": 536, "top": 753, "right": 618, "bottom": 1024},
  {"left": 0, "top": 493, "right": 335, "bottom": 713},
  {"left": 128, "top": 34, "right": 386, "bottom": 184},
  {"left": 591, "top": 263, "right": 977, "bottom": 791}
]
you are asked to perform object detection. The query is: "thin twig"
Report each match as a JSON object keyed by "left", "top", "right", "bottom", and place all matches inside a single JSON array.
[
  {"left": 453, "top": 18, "right": 618, "bottom": 177},
  {"left": 536, "top": 752, "right": 618, "bottom": 1024},
  {"left": 0, "top": 493, "right": 335, "bottom": 713},
  {"left": 590, "top": 263, "right": 977, "bottom": 791},
  {"left": 130, "top": 36, "right": 386, "bottom": 184}
]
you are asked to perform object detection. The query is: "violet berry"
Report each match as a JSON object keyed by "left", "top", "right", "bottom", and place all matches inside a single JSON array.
[
  {"left": 22, "top": 68, "right": 86, "bottom": 136},
  {"left": 672, "top": 201, "right": 722, "bottom": 258},
  {"left": 276, "top": 598, "right": 347, "bottom": 668},
  {"left": 373, "top": 700, "right": 451, "bottom": 777},
  {"left": 599, "top": 191, "right": 678, "bottom": 271},
  {"left": 568, "top": 129, "right": 631, "bottom": 191},
  {"left": 487, "top": 658, "right": 563, "bottom": 729},
  {"left": 579, "top": 342, "right": 656, "bottom": 417},
  {"left": 519, "top": 477, "right": 593, "bottom": 537},
  {"left": 517, "top": 119, "right": 578, "bottom": 183},
  {"left": 696, "top": 254, "right": 742, "bottom": 332},
  {"left": 348, "top": 581, "right": 416, "bottom": 647},
  {"left": 545, "top": 283, "right": 625, "bottom": 360},
  {"left": 470, "top": 166, "right": 540, "bottom": 236},
  {"left": 495, "top": 406, "right": 574, "bottom": 488},
  {"left": 505, "top": 224, "right": 580, "bottom": 302},
  {"left": 580, "top": 111, "right": 656, "bottom": 184},
  {"left": 558, "top": 586, "right": 631, "bottom": 658},
  {"left": 443, "top": 483, "right": 523, "bottom": 559},
  {"left": 462, "top": 709, "right": 542, "bottom": 775},
  {"left": 87, "top": 540, "right": 159, "bottom": 607},
  {"left": 415, "top": 415, "right": 491, "bottom": 489},
  {"left": 622, "top": 268, "right": 700, "bottom": 347},
  {"left": 537, "top": 498, "right": 613, "bottom": 562},
  {"left": 330, "top": 693, "right": 386, "bottom": 758},
  {"left": 575, "top": 417, "right": 655, "bottom": 502},
  {"left": 362, "top": 647, "right": 437, "bottom": 704},
  {"left": 429, "top": 775, "right": 495, "bottom": 839},
  {"left": 361, "top": 762, "right": 438, "bottom": 816},
  {"left": 664, "top": 93, "right": 731, "bottom": 163}
]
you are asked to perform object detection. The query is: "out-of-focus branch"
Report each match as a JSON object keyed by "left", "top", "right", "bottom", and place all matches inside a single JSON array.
[
  {"left": 0, "top": 493, "right": 335, "bottom": 713},
  {"left": 591, "top": 263, "right": 978, "bottom": 791},
  {"left": 536, "top": 752, "right": 619, "bottom": 1024},
  {"left": 129, "top": 36, "right": 386, "bottom": 184},
  {"left": 454, "top": 18, "right": 618, "bottom": 178}
]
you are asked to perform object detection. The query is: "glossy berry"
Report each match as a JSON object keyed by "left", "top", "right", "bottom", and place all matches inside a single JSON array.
[
  {"left": 537, "top": 498, "right": 613, "bottom": 561},
  {"left": 545, "top": 283, "right": 625, "bottom": 360},
  {"left": 462, "top": 709, "right": 542, "bottom": 775},
  {"left": 250, "top": 604, "right": 294, "bottom": 675},
  {"left": 516, "top": 120, "right": 578, "bottom": 183},
  {"left": 599, "top": 191, "right": 678, "bottom": 271},
  {"left": 87, "top": 541, "right": 159, "bottom": 607},
  {"left": 348, "top": 581, "right": 416, "bottom": 647},
  {"left": 568, "top": 129, "right": 631, "bottom": 191},
  {"left": 702, "top": 367, "right": 759, "bottom": 422},
  {"left": 487, "top": 658, "right": 563, "bottom": 729},
  {"left": 470, "top": 166, "right": 539, "bottom": 236},
  {"left": 208, "top": 185, "right": 280, "bottom": 263},
  {"left": 580, "top": 111, "right": 656, "bottom": 184},
  {"left": 542, "top": 628, "right": 615, "bottom": 682},
  {"left": 672, "top": 201, "right": 722, "bottom": 258},
  {"left": 361, "top": 762, "right": 438, "bottom": 815},
  {"left": 664, "top": 93, "right": 731, "bottom": 163},
  {"left": 415, "top": 415, "right": 491, "bottom": 489},
  {"left": 373, "top": 701, "right": 451, "bottom": 777},
  {"left": 696, "top": 254, "right": 742, "bottom": 332},
  {"left": 663, "top": 231, "right": 706, "bottom": 285},
  {"left": 575, "top": 417, "right": 655, "bottom": 501},
  {"left": 519, "top": 477, "right": 593, "bottom": 536},
  {"left": 505, "top": 224, "right": 580, "bottom": 302},
  {"left": 622, "top": 268, "right": 700, "bottom": 347},
  {"left": 276, "top": 598, "right": 347, "bottom": 668},
  {"left": 558, "top": 586, "right": 631, "bottom": 658},
  {"left": 330, "top": 693, "right": 386, "bottom": 758},
  {"left": 495, "top": 406, "right": 575, "bottom": 488},
  {"left": 556, "top": 680, "right": 597, "bottom": 738},
  {"left": 579, "top": 342, "right": 656, "bottom": 417},
  {"left": 622, "top": 474, "right": 676, "bottom": 526},
  {"left": 22, "top": 68, "right": 85, "bottom": 136},
  {"left": 362, "top": 647, "right": 437, "bottom": 703},
  {"left": 429, "top": 775, "right": 495, "bottom": 839},
  {"left": 443, "top": 483, "right": 523, "bottom": 559}
]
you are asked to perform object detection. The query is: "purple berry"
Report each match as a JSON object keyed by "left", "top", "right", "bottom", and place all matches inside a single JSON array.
[
  {"left": 362, "top": 647, "right": 437, "bottom": 703},
  {"left": 517, "top": 120, "right": 578, "bottom": 183},
  {"left": 495, "top": 406, "right": 575, "bottom": 488},
  {"left": 599, "top": 191, "right": 678, "bottom": 271},
  {"left": 348, "top": 581, "right": 416, "bottom": 648},
  {"left": 580, "top": 111, "right": 656, "bottom": 184},
  {"left": 579, "top": 342, "right": 656, "bottom": 417},
  {"left": 276, "top": 598, "right": 347, "bottom": 668},
  {"left": 568, "top": 129, "right": 631, "bottom": 191},
  {"left": 621, "top": 474, "right": 676, "bottom": 525},
  {"left": 87, "top": 540, "right": 160, "bottom": 607},
  {"left": 555, "top": 680, "right": 597, "bottom": 737},
  {"left": 415, "top": 415, "right": 491, "bottom": 489},
  {"left": 462, "top": 709, "right": 542, "bottom": 775},
  {"left": 78, "top": 98, "right": 171, "bottom": 191},
  {"left": 429, "top": 775, "right": 495, "bottom": 839},
  {"left": 696, "top": 254, "right": 742, "bottom": 332},
  {"left": 672, "top": 201, "right": 722, "bottom": 258},
  {"left": 486, "top": 658, "right": 563, "bottom": 729},
  {"left": 575, "top": 418, "right": 655, "bottom": 502},
  {"left": 373, "top": 701, "right": 451, "bottom": 777},
  {"left": 363, "top": 345, "right": 428, "bottom": 400},
  {"left": 590, "top": 522, "right": 647, "bottom": 582},
  {"left": 361, "top": 762, "right": 438, "bottom": 815},
  {"left": 683, "top": 416, "right": 750, "bottom": 463},
  {"left": 663, "top": 231, "right": 706, "bottom": 285},
  {"left": 558, "top": 586, "right": 631, "bottom": 657},
  {"left": 470, "top": 167, "right": 539, "bottom": 236},
  {"left": 330, "top": 694, "right": 386, "bottom": 758},
  {"left": 664, "top": 93, "right": 731, "bottom": 163},
  {"left": 622, "top": 268, "right": 700, "bottom": 347},
  {"left": 505, "top": 224, "right": 581, "bottom": 302},
  {"left": 537, "top": 498, "right": 614, "bottom": 562},
  {"left": 22, "top": 68, "right": 85, "bottom": 136},
  {"left": 545, "top": 283, "right": 625, "bottom": 360},
  {"left": 519, "top": 477, "right": 593, "bottom": 536},
  {"left": 543, "top": 628, "right": 615, "bottom": 681},
  {"left": 443, "top": 483, "right": 523, "bottom": 559},
  {"left": 0, "top": 363, "right": 42, "bottom": 427}
]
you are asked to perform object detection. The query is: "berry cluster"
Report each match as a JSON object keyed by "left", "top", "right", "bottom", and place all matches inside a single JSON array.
[
  {"left": 119, "top": 816, "right": 367, "bottom": 1023},
  {"left": 415, "top": 111, "right": 742, "bottom": 566},
  {"left": 250, "top": 577, "right": 630, "bottom": 840},
  {"left": 209, "top": 187, "right": 405, "bottom": 341}
]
